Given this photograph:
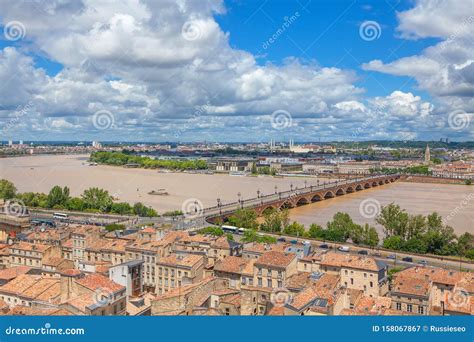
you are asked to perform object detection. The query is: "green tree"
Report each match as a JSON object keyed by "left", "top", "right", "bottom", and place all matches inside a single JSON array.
[
  {"left": 283, "top": 221, "right": 306, "bottom": 237},
  {"left": 376, "top": 203, "right": 409, "bottom": 238},
  {"left": 0, "top": 179, "right": 17, "bottom": 199},
  {"left": 81, "top": 187, "right": 113, "bottom": 211},
  {"left": 133, "top": 202, "right": 157, "bottom": 217},
  {"left": 47, "top": 185, "right": 70, "bottom": 208},
  {"left": 325, "top": 212, "right": 355, "bottom": 242},
  {"left": 260, "top": 208, "right": 289, "bottom": 233},
  {"left": 361, "top": 224, "right": 380, "bottom": 247},
  {"left": 66, "top": 197, "right": 86, "bottom": 211},
  {"left": 110, "top": 202, "right": 133, "bottom": 215},
  {"left": 383, "top": 235, "right": 404, "bottom": 250},
  {"left": 229, "top": 208, "right": 258, "bottom": 229},
  {"left": 308, "top": 223, "right": 325, "bottom": 239}
]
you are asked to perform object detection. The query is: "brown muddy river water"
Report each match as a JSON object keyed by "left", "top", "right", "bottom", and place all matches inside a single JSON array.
[{"left": 0, "top": 154, "right": 472, "bottom": 235}]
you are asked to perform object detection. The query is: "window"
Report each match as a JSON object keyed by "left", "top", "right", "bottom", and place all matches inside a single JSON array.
[
  {"left": 418, "top": 306, "right": 424, "bottom": 314},
  {"left": 350, "top": 278, "right": 354, "bottom": 285},
  {"left": 267, "top": 279, "right": 272, "bottom": 287},
  {"left": 258, "top": 278, "right": 262, "bottom": 287},
  {"left": 278, "top": 280, "right": 282, "bottom": 288},
  {"left": 364, "top": 273, "right": 367, "bottom": 278},
  {"left": 396, "top": 302, "right": 401, "bottom": 310},
  {"left": 407, "top": 304, "right": 412, "bottom": 312}
]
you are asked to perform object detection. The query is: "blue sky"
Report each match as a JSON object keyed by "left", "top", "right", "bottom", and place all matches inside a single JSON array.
[{"left": 0, "top": 0, "right": 472, "bottom": 142}]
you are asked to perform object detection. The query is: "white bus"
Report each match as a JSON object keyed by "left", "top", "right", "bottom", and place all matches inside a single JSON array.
[
  {"left": 53, "top": 212, "right": 69, "bottom": 220},
  {"left": 222, "top": 225, "right": 238, "bottom": 234}
]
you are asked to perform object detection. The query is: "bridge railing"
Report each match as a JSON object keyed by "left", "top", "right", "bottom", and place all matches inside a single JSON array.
[{"left": 201, "top": 174, "right": 399, "bottom": 217}]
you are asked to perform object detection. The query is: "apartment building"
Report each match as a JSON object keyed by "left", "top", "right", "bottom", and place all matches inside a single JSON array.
[
  {"left": 208, "top": 236, "right": 242, "bottom": 266},
  {"left": 71, "top": 226, "right": 102, "bottom": 266},
  {"left": 317, "top": 252, "right": 388, "bottom": 296},
  {"left": 213, "top": 256, "right": 255, "bottom": 289},
  {"left": 155, "top": 254, "right": 204, "bottom": 295},
  {"left": 9, "top": 242, "right": 61, "bottom": 270},
  {"left": 254, "top": 251, "right": 297, "bottom": 289}
]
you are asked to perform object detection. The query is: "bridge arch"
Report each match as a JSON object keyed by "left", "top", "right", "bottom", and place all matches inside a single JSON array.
[
  {"left": 311, "top": 194, "right": 322, "bottom": 202},
  {"left": 262, "top": 206, "right": 277, "bottom": 215},
  {"left": 279, "top": 201, "right": 294, "bottom": 210},
  {"left": 345, "top": 186, "right": 355, "bottom": 193},
  {"left": 296, "top": 197, "right": 310, "bottom": 206},
  {"left": 378, "top": 180, "right": 384, "bottom": 185},
  {"left": 372, "top": 181, "right": 378, "bottom": 187},
  {"left": 355, "top": 184, "right": 363, "bottom": 191},
  {"left": 384, "top": 179, "right": 389, "bottom": 184},
  {"left": 364, "top": 183, "right": 371, "bottom": 189},
  {"left": 324, "top": 191, "right": 335, "bottom": 199},
  {"left": 335, "top": 188, "right": 345, "bottom": 196}
]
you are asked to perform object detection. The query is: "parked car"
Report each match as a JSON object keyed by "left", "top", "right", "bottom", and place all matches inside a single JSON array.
[
  {"left": 338, "top": 246, "right": 350, "bottom": 252},
  {"left": 277, "top": 237, "right": 286, "bottom": 242},
  {"left": 357, "top": 250, "right": 369, "bottom": 255},
  {"left": 290, "top": 239, "right": 298, "bottom": 245},
  {"left": 418, "top": 260, "right": 428, "bottom": 266},
  {"left": 387, "top": 254, "right": 396, "bottom": 260},
  {"left": 402, "top": 257, "right": 413, "bottom": 262},
  {"left": 319, "top": 244, "right": 329, "bottom": 249},
  {"left": 373, "top": 252, "right": 382, "bottom": 257}
]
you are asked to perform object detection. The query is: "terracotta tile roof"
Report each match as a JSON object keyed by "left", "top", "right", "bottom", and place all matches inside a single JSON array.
[
  {"left": 214, "top": 256, "right": 252, "bottom": 275},
  {"left": 286, "top": 272, "right": 313, "bottom": 290},
  {"left": 220, "top": 293, "right": 241, "bottom": 306},
  {"left": 76, "top": 273, "right": 124, "bottom": 293},
  {"left": 0, "top": 266, "right": 31, "bottom": 281},
  {"left": 320, "top": 252, "right": 382, "bottom": 272},
  {"left": 62, "top": 239, "right": 73, "bottom": 248},
  {"left": 211, "top": 236, "right": 234, "bottom": 249},
  {"left": 267, "top": 305, "right": 285, "bottom": 316},
  {"left": 289, "top": 274, "right": 340, "bottom": 311},
  {"left": 0, "top": 274, "right": 60, "bottom": 302},
  {"left": 10, "top": 241, "right": 51, "bottom": 253},
  {"left": 157, "top": 254, "right": 203, "bottom": 268},
  {"left": 42, "top": 256, "right": 64, "bottom": 267},
  {"left": 154, "top": 277, "right": 216, "bottom": 300},
  {"left": 244, "top": 242, "right": 287, "bottom": 254},
  {"left": 255, "top": 251, "right": 295, "bottom": 269},
  {"left": 391, "top": 274, "right": 430, "bottom": 297},
  {"left": 354, "top": 295, "right": 392, "bottom": 314},
  {"left": 3, "top": 306, "right": 73, "bottom": 316},
  {"left": 71, "top": 225, "right": 102, "bottom": 236},
  {"left": 65, "top": 293, "right": 98, "bottom": 313},
  {"left": 102, "top": 239, "right": 129, "bottom": 253}
]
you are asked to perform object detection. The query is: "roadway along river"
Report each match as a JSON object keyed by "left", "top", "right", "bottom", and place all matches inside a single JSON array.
[{"left": 0, "top": 154, "right": 472, "bottom": 235}]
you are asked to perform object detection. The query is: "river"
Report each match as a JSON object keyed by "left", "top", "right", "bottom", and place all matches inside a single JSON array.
[{"left": 0, "top": 154, "right": 472, "bottom": 235}]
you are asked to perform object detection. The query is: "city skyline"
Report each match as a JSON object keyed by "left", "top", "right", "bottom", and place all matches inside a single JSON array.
[{"left": 0, "top": 0, "right": 472, "bottom": 142}]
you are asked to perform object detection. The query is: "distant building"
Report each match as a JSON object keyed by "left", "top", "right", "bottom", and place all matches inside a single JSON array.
[
  {"left": 109, "top": 260, "right": 144, "bottom": 297},
  {"left": 424, "top": 144, "right": 430, "bottom": 165}
]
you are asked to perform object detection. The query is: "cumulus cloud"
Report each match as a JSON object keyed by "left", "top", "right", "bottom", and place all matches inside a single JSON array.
[{"left": 0, "top": 0, "right": 465, "bottom": 141}]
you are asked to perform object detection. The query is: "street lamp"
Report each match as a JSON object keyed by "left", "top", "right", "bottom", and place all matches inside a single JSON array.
[
  {"left": 274, "top": 185, "right": 278, "bottom": 194},
  {"left": 257, "top": 189, "right": 260, "bottom": 198},
  {"left": 237, "top": 192, "right": 241, "bottom": 203},
  {"left": 290, "top": 184, "right": 293, "bottom": 191},
  {"left": 304, "top": 180, "right": 307, "bottom": 188}
]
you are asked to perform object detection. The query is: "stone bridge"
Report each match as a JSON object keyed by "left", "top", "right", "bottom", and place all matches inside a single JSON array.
[{"left": 203, "top": 174, "right": 400, "bottom": 224}]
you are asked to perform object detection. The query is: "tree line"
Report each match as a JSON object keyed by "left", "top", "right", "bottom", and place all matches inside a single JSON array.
[
  {"left": 223, "top": 205, "right": 474, "bottom": 259},
  {"left": 90, "top": 151, "right": 208, "bottom": 170},
  {"left": 0, "top": 179, "right": 158, "bottom": 217}
]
